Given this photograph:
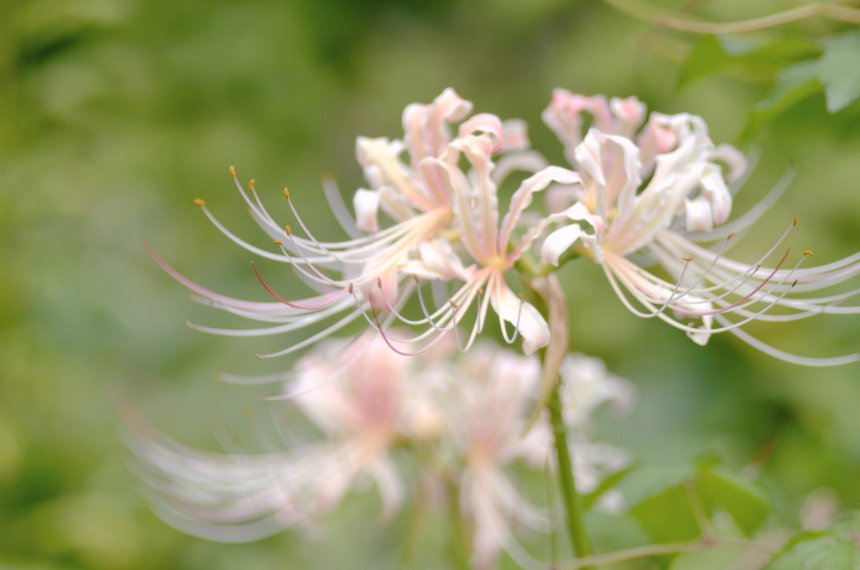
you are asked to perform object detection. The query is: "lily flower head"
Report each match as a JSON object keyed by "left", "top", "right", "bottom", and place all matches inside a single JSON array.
[
  {"left": 125, "top": 332, "right": 440, "bottom": 542},
  {"left": 379, "top": 128, "right": 581, "bottom": 356},
  {"left": 146, "top": 89, "right": 540, "bottom": 362},
  {"left": 540, "top": 90, "right": 860, "bottom": 366}
]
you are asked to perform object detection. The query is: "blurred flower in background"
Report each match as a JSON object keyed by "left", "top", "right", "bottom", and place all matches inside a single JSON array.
[{"left": 126, "top": 333, "right": 633, "bottom": 568}]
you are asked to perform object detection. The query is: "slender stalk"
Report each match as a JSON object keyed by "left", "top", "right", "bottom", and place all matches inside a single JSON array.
[
  {"left": 559, "top": 537, "right": 771, "bottom": 569},
  {"left": 601, "top": 0, "right": 860, "bottom": 33},
  {"left": 548, "top": 385, "right": 594, "bottom": 566},
  {"left": 445, "top": 476, "right": 471, "bottom": 570}
]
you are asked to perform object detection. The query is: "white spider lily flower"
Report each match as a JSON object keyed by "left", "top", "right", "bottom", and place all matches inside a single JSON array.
[
  {"left": 147, "top": 90, "right": 540, "bottom": 362},
  {"left": 444, "top": 347, "right": 635, "bottom": 567},
  {"left": 540, "top": 93, "right": 860, "bottom": 366},
  {"left": 558, "top": 353, "right": 635, "bottom": 431},
  {"left": 444, "top": 344, "right": 549, "bottom": 569},
  {"left": 125, "top": 333, "right": 440, "bottom": 542},
  {"left": 383, "top": 133, "right": 581, "bottom": 356}
]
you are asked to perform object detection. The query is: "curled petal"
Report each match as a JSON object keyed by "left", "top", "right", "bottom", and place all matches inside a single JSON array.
[
  {"left": 353, "top": 189, "right": 380, "bottom": 233},
  {"left": 500, "top": 119, "right": 530, "bottom": 152},
  {"left": 684, "top": 196, "right": 714, "bottom": 233},
  {"left": 542, "top": 224, "right": 588, "bottom": 266},
  {"left": 700, "top": 163, "right": 733, "bottom": 225},
  {"left": 402, "top": 87, "right": 473, "bottom": 163},
  {"left": 458, "top": 113, "right": 504, "bottom": 147},
  {"left": 490, "top": 278, "right": 549, "bottom": 355}
]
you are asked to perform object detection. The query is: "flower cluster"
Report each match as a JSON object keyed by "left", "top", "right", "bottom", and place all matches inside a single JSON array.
[
  {"left": 539, "top": 90, "right": 859, "bottom": 365},
  {"left": 148, "top": 88, "right": 858, "bottom": 366},
  {"left": 127, "top": 334, "right": 633, "bottom": 567}
]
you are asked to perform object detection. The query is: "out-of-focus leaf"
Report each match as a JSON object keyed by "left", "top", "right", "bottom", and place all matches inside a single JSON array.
[
  {"left": 678, "top": 35, "right": 820, "bottom": 88},
  {"left": 765, "top": 514, "right": 860, "bottom": 569},
  {"left": 678, "top": 36, "right": 729, "bottom": 87},
  {"left": 818, "top": 33, "right": 860, "bottom": 113},
  {"left": 670, "top": 547, "right": 742, "bottom": 570},
  {"left": 626, "top": 462, "right": 771, "bottom": 543},
  {"left": 629, "top": 484, "right": 701, "bottom": 543},
  {"left": 827, "top": 512, "right": 860, "bottom": 540},
  {"left": 742, "top": 61, "right": 821, "bottom": 142},
  {"left": 582, "top": 464, "right": 633, "bottom": 511},
  {"left": 764, "top": 533, "right": 859, "bottom": 570},
  {"left": 696, "top": 466, "right": 770, "bottom": 536}
]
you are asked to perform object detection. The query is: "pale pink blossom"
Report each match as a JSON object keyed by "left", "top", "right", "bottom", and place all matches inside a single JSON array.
[
  {"left": 126, "top": 333, "right": 438, "bottom": 541},
  {"left": 384, "top": 132, "right": 582, "bottom": 355},
  {"left": 146, "top": 89, "right": 540, "bottom": 363},
  {"left": 442, "top": 344, "right": 548, "bottom": 569},
  {"left": 540, "top": 92, "right": 860, "bottom": 365}
]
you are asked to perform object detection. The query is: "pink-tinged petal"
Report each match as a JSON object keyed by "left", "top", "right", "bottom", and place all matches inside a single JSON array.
[
  {"left": 700, "top": 163, "right": 733, "bottom": 225},
  {"left": 609, "top": 96, "right": 646, "bottom": 136},
  {"left": 499, "top": 165, "right": 581, "bottom": 251},
  {"left": 607, "top": 117, "right": 713, "bottom": 255},
  {"left": 684, "top": 196, "right": 714, "bottom": 232},
  {"left": 353, "top": 189, "right": 380, "bottom": 233},
  {"left": 414, "top": 239, "right": 471, "bottom": 281},
  {"left": 356, "top": 136, "right": 435, "bottom": 212},
  {"left": 370, "top": 458, "right": 405, "bottom": 522},
  {"left": 491, "top": 151, "right": 548, "bottom": 185},
  {"left": 439, "top": 135, "right": 500, "bottom": 263},
  {"left": 458, "top": 113, "right": 503, "bottom": 147},
  {"left": 574, "top": 130, "right": 642, "bottom": 217},
  {"left": 402, "top": 88, "right": 473, "bottom": 164},
  {"left": 542, "top": 89, "right": 612, "bottom": 163},
  {"left": 709, "top": 143, "right": 747, "bottom": 182},
  {"left": 500, "top": 119, "right": 530, "bottom": 151},
  {"left": 490, "top": 277, "right": 549, "bottom": 354},
  {"left": 541, "top": 224, "right": 587, "bottom": 266}
]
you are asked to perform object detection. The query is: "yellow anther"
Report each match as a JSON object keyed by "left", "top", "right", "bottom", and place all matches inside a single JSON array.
[
  {"left": 283, "top": 187, "right": 291, "bottom": 200},
  {"left": 803, "top": 249, "right": 814, "bottom": 257},
  {"left": 682, "top": 255, "right": 693, "bottom": 262},
  {"left": 726, "top": 231, "right": 735, "bottom": 240},
  {"left": 273, "top": 239, "right": 283, "bottom": 246},
  {"left": 229, "top": 165, "right": 236, "bottom": 177},
  {"left": 193, "top": 198, "right": 206, "bottom": 206},
  {"left": 792, "top": 216, "right": 799, "bottom": 226},
  {"left": 284, "top": 225, "right": 292, "bottom": 236},
  {"left": 248, "top": 178, "right": 256, "bottom": 191}
]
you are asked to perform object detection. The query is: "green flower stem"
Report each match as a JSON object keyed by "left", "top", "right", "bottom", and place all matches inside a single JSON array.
[
  {"left": 559, "top": 537, "right": 771, "bottom": 569},
  {"left": 547, "top": 384, "right": 594, "bottom": 566},
  {"left": 446, "top": 476, "right": 471, "bottom": 570}
]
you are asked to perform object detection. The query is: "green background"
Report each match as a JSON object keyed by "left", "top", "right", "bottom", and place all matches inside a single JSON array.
[{"left": 1, "top": 0, "right": 858, "bottom": 567}]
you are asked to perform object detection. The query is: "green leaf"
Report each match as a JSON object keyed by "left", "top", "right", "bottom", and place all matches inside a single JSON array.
[
  {"left": 764, "top": 535, "right": 860, "bottom": 570},
  {"left": 678, "top": 35, "right": 820, "bottom": 88},
  {"left": 629, "top": 484, "right": 702, "bottom": 543},
  {"left": 696, "top": 466, "right": 770, "bottom": 536},
  {"left": 670, "top": 548, "right": 742, "bottom": 570},
  {"left": 817, "top": 33, "right": 860, "bottom": 112},
  {"left": 581, "top": 464, "right": 633, "bottom": 511},
  {"left": 741, "top": 61, "right": 821, "bottom": 142},
  {"left": 827, "top": 512, "right": 860, "bottom": 540},
  {"left": 678, "top": 35, "right": 730, "bottom": 88}
]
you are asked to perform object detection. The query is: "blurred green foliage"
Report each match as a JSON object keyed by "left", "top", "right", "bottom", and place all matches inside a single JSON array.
[{"left": 1, "top": 0, "right": 858, "bottom": 568}]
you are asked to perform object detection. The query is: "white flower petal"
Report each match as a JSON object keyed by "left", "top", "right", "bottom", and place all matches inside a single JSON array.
[
  {"left": 353, "top": 189, "right": 380, "bottom": 233},
  {"left": 541, "top": 224, "right": 586, "bottom": 266},
  {"left": 490, "top": 280, "right": 549, "bottom": 354},
  {"left": 684, "top": 196, "right": 714, "bottom": 233}
]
